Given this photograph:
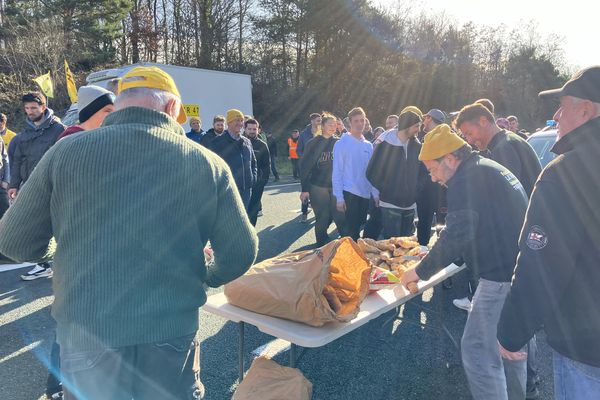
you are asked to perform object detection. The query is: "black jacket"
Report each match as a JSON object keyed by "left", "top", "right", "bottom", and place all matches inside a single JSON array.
[
  {"left": 266, "top": 135, "right": 278, "bottom": 157},
  {"left": 486, "top": 130, "right": 542, "bottom": 196},
  {"left": 416, "top": 152, "right": 528, "bottom": 282},
  {"left": 299, "top": 135, "right": 338, "bottom": 192},
  {"left": 208, "top": 131, "right": 257, "bottom": 193},
  {"left": 248, "top": 136, "right": 270, "bottom": 184},
  {"left": 10, "top": 110, "right": 65, "bottom": 189},
  {"left": 199, "top": 128, "right": 222, "bottom": 148},
  {"left": 366, "top": 134, "right": 426, "bottom": 208},
  {"left": 498, "top": 117, "right": 600, "bottom": 367}
]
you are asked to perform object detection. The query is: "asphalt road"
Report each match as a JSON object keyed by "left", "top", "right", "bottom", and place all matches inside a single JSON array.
[{"left": 0, "top": 178, "right": 555, "bottom": 400}]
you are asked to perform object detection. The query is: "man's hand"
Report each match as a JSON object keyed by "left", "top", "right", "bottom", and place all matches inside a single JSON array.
[
  {"left": 401, "top": 267, "right": 420, "bottom": 292},
  {"left": 300, "top": 192, "right": 310, "bottom": 202},
  {"left": 498, "top": 342, "right": 527, "bottom": 361},
  {"left": 7, "top": 188, "right": 17, "bottom": 200},
  {"left": 336, "top": 201, "right": 346, "bottom": 213}
]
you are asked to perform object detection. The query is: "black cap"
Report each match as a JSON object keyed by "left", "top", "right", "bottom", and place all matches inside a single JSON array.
[{"left": 539, "top": 65, "right": 600, "bottom": 102}]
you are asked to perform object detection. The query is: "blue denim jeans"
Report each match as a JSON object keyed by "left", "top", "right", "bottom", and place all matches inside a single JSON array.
[
  {"left": 461, "top": 279, "right": 526, "bottom": 400},
  {"left": 554, "top": 350, "right": 600, "bottom": 400},
  {"left": 60, "top": 333, "right": 204, "bottom": 400}
]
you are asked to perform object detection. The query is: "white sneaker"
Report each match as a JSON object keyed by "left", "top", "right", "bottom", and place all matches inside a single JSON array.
[
  {"left": 453, "top": 297, "right": 471, "bottom": 311},
  {"left": 20, "top": 264, "right": 53, "bottom": 281}
]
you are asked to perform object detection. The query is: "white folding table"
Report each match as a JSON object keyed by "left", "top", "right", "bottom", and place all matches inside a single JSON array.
[{"left": 204, "top": 263, "right": 466, "bottom": 381}]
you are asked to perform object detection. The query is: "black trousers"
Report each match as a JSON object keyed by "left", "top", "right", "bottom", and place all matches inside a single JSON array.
[
  {"left": 362, "top": 198, "right": 382, "bottom": 239},
  {"left": 309, "top": 185, "right": 345, "bottom": 246},
  {"left": 341, "top": 191, "right": 369, "bottom": 240},
  {"left": 270, "top": 155, "right": 279, "bottom": 179},
  {"left": 380, "top": 207, "right": 415, "bottom": 239},
  {"left": 416, "top": 182, "right": 440, "bottom": 246},
  {"left": 248, "top": 180, "right": 267, "bottom": 226},
  {"left": 0, "top": 188, "right": 9, "bottom": 218},
  {"left": 290, "top": 158, "right": 299, "bottom": 178}
]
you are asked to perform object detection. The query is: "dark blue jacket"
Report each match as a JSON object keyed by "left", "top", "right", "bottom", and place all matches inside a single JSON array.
[
  {"left": 209, "top": 131, "right": 257, "bottom": 193},
  {"left": 296, "top": 124, "right": 313, "bottom": 158},
  {"left": 498, "top": 117, "right": 600, "bottom": 367},
  {"left": 186, "top": 129, "right": 204, "bottom": 144},
  {"left": 415, "top": 152, "right": 527, "bottom": 282}
]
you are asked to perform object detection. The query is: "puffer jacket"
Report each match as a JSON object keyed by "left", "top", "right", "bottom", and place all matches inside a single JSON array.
[{"left": 9, "top": 109, "right": 65, "bottom": 189}]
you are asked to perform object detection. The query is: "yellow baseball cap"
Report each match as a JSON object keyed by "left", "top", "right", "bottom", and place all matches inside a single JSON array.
[
  {"left": 419, "top": 124, "right": 467, "bottom": 161},
  {"left": 119, "top": 66, "right": 187, "bottom": 124}
]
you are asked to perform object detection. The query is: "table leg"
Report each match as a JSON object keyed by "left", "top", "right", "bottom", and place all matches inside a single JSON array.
[
  {"left": 290, "top": 343, "right": 297, "bottom": 368},
  {"left": 238, "top": 322, "right": 245, "bottom": 382}
]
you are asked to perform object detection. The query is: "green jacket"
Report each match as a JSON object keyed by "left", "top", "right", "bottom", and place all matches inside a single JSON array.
[{"left": 0, "top": 106, "right": 258, "bottom": 350}]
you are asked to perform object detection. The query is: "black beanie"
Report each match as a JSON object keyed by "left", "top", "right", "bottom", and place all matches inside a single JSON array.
[{"left": 397, "top": 111, "right": 422, "bottom": 131}]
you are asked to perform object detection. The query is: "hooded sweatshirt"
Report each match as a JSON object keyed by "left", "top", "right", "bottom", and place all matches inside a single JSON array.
[{"left": 366, "top": 129, "right": 426, "bottom": 209}]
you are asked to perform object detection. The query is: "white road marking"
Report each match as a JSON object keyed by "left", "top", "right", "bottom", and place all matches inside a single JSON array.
[
  {"left": 265, "top": 182, "right": 300, "bottom": 189},
  {"left": 0, "top": 263, "right": 35, "bottom": 273},
  {"left": 251, "top": 338, "right": 291, "bottom": 358},
  {"left": 0, "top": 296, "right": 54, "bottom": 328},
  {"left": 0, "top": 340, "right": 42, "bottom": 364}
]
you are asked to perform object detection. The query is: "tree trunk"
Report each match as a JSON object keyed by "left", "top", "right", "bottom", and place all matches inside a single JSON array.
[
  {"left": 198, "top": 0, "right": 213, "bottom": 68},
  {"left": 238, "top": 0, "right": 243, "bottom": 70},
  {"left": 131, "top": 0, "right": 140, "bottom": 63}
]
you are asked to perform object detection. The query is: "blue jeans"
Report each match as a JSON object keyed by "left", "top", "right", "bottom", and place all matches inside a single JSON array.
[
  {"left": 461, "top": 279, "right": 526, "bottom": 400},
  {"left": 60, "top": 333, "right": 204, "bottom": 400},
  {"left": 554, "top": 350, "right": 600, "bottom": 400}
]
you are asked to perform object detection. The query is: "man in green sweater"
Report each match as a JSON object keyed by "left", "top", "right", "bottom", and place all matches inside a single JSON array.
[{"left": 0, "top": 66, "right": 258, "bottom": 400}]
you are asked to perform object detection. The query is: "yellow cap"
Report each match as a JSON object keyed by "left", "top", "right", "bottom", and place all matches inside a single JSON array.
[
  {"left": 419, "top": 124, "right": 467, "bottom": 161},
  {"left": 119, "top": 66, "right": 187, "bottom": 124},
  {"left": 400, "top": 106, "right": 423, "bottom": 119},
  {"left": 226, "top": 109, "right": 244, "bottom": 124}
]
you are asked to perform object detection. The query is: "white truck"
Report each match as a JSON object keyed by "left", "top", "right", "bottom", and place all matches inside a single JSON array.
[{"left": 63, "top": 62, "right": 253, "bottom": 131}]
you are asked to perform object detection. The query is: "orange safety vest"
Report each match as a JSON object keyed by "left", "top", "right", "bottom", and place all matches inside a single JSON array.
[{"left": 288, "top": 137, "right": 298, "bottom": 159}]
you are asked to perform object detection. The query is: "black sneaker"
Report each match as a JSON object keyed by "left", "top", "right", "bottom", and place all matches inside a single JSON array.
[{"left": 20, "top": 263, "right": 53, "bottom": 281}]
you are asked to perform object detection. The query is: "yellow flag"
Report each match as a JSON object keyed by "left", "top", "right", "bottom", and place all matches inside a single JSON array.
[
  {"left": 33, "top": 71, "right": 54, "bottom": 98},
  {"left": 64, "top": 60, "right": 77, "bottom": 103}
]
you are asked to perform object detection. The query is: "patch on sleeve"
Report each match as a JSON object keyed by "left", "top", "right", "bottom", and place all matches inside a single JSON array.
[{"left": 526, "top": 225, "right": 548, "bottom": 250}]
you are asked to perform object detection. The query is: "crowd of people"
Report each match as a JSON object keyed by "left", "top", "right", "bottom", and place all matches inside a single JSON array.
[{"left": 0, "top": 64, "right": 598, "bottom": 400}]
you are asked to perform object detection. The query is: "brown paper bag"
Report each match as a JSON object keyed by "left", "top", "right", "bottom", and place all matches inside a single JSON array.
[
  {"left": 224, "top": 237, "right": 371, "bottom": 326},
  {"left": 232, "top": 357, "right": 312, "bottom": 400}
]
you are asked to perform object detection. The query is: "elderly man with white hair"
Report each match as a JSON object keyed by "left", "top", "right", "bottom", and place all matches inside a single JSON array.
[
  {"left": 498, "top": 65, "right": 600, "bottom": 400},
  {"left": 0, "top": 66, "right": 258, "bottom": 400}
]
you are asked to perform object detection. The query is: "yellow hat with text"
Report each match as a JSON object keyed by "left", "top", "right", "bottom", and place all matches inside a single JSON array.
[
  {"left": 118, "top": 66, "right": 187, "bottom": 124},
  {"left": 419, "top": 124, "right": 467, "bottom": 161}
]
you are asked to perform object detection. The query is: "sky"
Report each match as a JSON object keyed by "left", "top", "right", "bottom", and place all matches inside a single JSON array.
[{"left": 372, "top": 0, "right": 599, "bottom": 71}]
